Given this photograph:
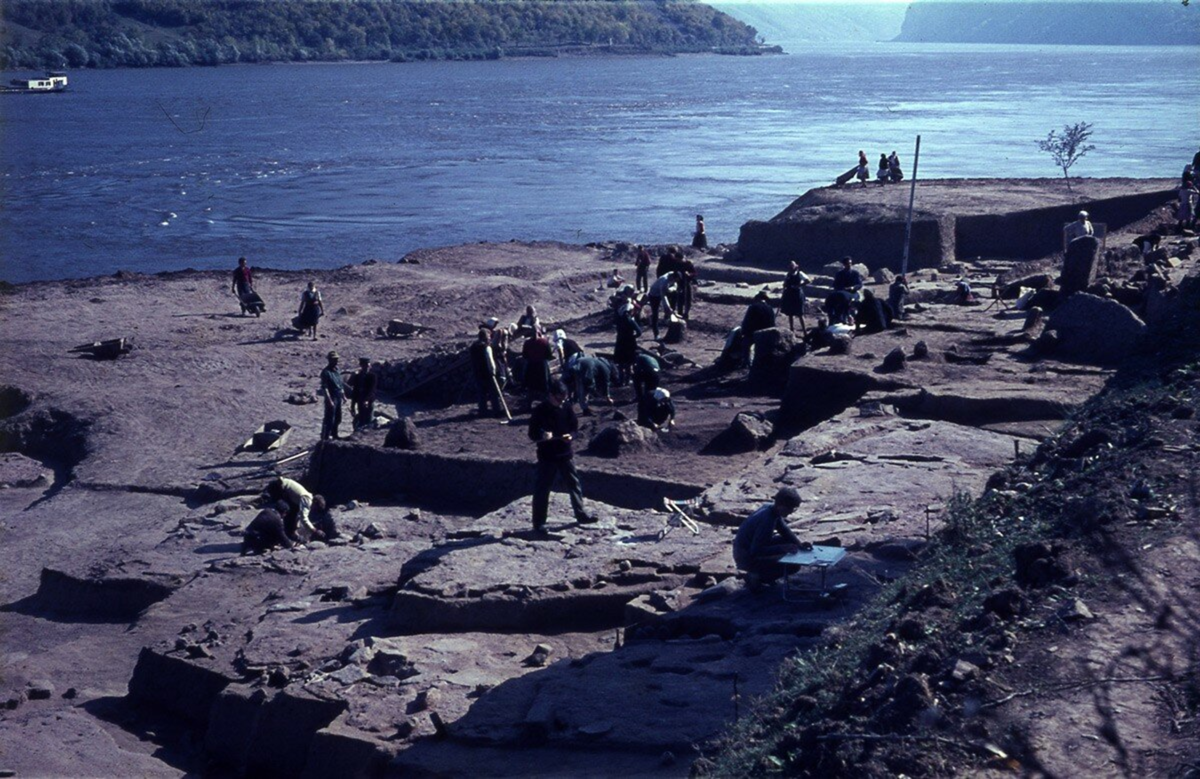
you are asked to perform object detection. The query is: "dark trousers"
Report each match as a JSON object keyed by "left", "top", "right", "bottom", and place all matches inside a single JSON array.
[
  {"left": 648, "top": 296, "right": 663, "bottom": 338},
  {"left": 476, "top": 375, "right": 502, "bottom": 416},
  {"left": 681, "top": 282, "right": 693, "bottom": 319},
  {"left": 635, "top": 267, "right": 649, "bottom": 292},
  {"left": 354, "top": 401, "right": 374, "bottom": 429},
  {"left": 734, "top": 542, "right": 795, "bottom": 584},
  {"left": 531, "top": 457, "right": 585, "bottom": 528},
  {"left": 322, "top": 401, "right": 342, "bottom": 440}
]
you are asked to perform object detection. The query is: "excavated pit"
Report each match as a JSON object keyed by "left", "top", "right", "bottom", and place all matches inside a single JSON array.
[{"left": 2, "top": 219, "right": 1189, "bottom": 778}]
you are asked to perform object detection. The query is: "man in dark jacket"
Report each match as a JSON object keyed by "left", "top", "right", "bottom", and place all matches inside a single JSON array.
[
  {"left": 572, "top": 355, "right": 614, "bottom": 415},
  {"left": 469, "top": 328, "right": 504, "bottom": 417},
  {"left": 349, "top": 357, "right": 378, "bottom": 430},
  {"left": 528, "top": 380, "right": 595, "bottom": 535},
  {"left": 632, "top": 351, "right": 661, "bottom": 401},
  {"left": 739, "top": 290, "right": 776, "bottom": 362},
  {"left": 242, "top": 501, "right": 294, "bottom": 555}
]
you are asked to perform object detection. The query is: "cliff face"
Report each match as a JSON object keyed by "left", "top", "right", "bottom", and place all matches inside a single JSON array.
[{"left": 895, "top": 2, "right": 1200, "bottom": 46}]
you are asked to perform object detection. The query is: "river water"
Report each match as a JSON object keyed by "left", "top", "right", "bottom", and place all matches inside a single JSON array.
[{"left": 1, "top": 44, "right": 1195, "bottom": 283}]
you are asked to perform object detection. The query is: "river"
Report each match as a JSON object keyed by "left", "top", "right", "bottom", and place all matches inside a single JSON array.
[{"left": 1, "top": 43, "right": 1194, "bottom": 283}]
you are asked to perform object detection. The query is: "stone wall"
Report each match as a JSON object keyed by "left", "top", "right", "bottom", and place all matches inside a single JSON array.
[
  {"left": 736, "top": 212, "right": 951, "bottom": 273},
  {"left": 309, "top": 442, "right": 705, "bottom": 512},
  {"left": 954, "top": 188, "right": 1174, "bottom": 260}
]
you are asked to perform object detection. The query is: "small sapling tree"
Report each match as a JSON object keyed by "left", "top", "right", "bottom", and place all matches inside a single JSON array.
[{"left": 1036, "top": 122, "right": 1096, "bottom": 192}]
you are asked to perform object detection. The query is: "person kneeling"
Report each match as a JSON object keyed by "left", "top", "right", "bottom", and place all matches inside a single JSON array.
[{"left": 732, "top": 487, "right": 808, "bottom": 591}]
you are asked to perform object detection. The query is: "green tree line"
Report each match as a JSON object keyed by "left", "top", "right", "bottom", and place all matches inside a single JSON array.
[{"left": 1, "top": 0, "right": 770, "bottom": 69}]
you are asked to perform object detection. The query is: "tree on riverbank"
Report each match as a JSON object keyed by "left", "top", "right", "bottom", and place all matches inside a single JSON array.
[
  {"left": 0, "top": 0, "right": 773, "bottom": 70},
  {"left": 1037, "top": 121, "right": 1096, "bottom": 193}
]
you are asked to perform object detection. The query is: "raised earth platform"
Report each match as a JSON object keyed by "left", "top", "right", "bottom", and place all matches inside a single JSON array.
[{"left": 735, "top": 178, "right": 1175, "bottom": 272}]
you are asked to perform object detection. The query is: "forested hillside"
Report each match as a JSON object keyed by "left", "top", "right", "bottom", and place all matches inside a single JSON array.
[{"left": 1, "top": 0, "right": 771, "bottom": 69}]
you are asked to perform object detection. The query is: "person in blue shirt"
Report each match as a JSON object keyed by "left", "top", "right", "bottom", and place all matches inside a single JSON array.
[{"left": 733, "top": 487, "right": 807, "bottom": 590}]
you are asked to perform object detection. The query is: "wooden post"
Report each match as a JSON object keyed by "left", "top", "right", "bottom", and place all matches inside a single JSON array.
[{"left": 901, "top": 135, "right": 921, "bottom": 277}]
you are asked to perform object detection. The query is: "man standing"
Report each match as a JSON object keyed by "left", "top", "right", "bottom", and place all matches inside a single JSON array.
[
  {"left": 470, "top": 328, "right": 504, "bottom": 418},
  {"left": 528, "top": 380, "right": 595, "bottom": 535},
  {"left": 733, "top": 487, "right": 806, "bottom": 591},
  {"left": 349, "top": 357, "right": 378, "bottom": 430},
  {"left": 231, "top": 257, "right": 253, "bottom": 297},
  {"left": 320, "top": 351, "right": 346, "bottom": 441}
]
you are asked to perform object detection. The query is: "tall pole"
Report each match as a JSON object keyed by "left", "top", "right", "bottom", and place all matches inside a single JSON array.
[{"left": 901, "top": 134, "right": 921, "bottom": 277}]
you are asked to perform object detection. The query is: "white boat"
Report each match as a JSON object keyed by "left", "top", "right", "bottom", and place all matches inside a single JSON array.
[{"left": 2, "top": 72, "right": 68, "bottom": 94}]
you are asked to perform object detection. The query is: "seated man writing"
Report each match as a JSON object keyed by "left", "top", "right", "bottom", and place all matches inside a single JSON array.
[{"left": 732, "top": 487, "right": 809, "bottom": 591}]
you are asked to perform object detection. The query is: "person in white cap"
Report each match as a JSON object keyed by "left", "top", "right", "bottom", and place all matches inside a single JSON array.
[
  {"left": 1063, "top": 210, "right": 1094, "bottom": 247},
  {"left": 637, "top": 387, "right": 676, "bottom": 431}
]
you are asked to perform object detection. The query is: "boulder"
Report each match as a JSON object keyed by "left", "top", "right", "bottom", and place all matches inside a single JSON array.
[
  {"left": 1000, "top": 273, "right": 1052, "bottom": 299},
  {"left": 726, "top": 412, "right": 773, "bottom": 452},
  {"left": 1060, "top": 236, "right": 1100, "bottom": 296},
  {"left": 1047, "top": 293, "right": 1146, "bottom": 365},
  {"left": 872, "top": 267, "right": 896, "bottom": 284},
  {"left": 880, "top": 347, "right": 906, "bottom": 373},
  {"left": 911, "top": 340, "right": 929, "bottom": 359},
  {"left": 749, "top": 327, "right": 799, "bottom": 387},
  {"left": 383, "top": 417, "right": 420, "bottom": 450},
  {"left": 827, "top": 334, "right": 853, "bottom": 355},
  {"left": 587, "top": 420, "right": 653, "bottom": 458}
]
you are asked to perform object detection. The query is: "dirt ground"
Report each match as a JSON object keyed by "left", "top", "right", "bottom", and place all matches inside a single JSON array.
[{"left": 0, "top": 186, "right": 1194, "bottom": 778}]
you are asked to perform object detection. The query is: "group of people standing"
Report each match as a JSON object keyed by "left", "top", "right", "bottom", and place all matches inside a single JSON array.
[{"left": 840, "top": 149, "right": 904, "bottom": 187}]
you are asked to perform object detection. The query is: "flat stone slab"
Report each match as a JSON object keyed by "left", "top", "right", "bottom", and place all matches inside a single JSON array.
[
  {"left": 700, "top": 411, "right": 1022, "bottom": 543},
  {"left": 391, "top": 496, "right": 731, "bottom": 633},
  {"left": 0, "top": 452, "right": 51, "bottom": 489}
]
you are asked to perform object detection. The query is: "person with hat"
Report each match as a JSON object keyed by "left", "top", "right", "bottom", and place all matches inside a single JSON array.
[
  {"left": 470, "top": 328, "right": 505, "bottom": 418},
  {"left": 733, "top": 487, "right": 807, "bottom": 591},
  {"left": 320, "top": 351, "right": 346, "bottom": 441},
  {"left": 528, "top": 380, "right": 595, "bottom": 536},
  {"left": 349, "top": 357, "right": 378, "bottom": 430},
  {"left": 1063, "top": 210, "right": 1094, "bottom": 247},
  {"left": 637, "top": 386, "right": 676, "bottom": 432}
]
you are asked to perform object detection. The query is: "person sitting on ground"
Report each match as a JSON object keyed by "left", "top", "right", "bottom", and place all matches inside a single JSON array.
[
  {"left": 780, "top": 261, "right": 811, "bottom": 334},
  {"left": 264, "top": 477, "right": 327, "bottom": 542},
  {"left": 521, "top": 331, "right": 554, "bottom": 407},
  {"left": 647, "top": 271, "right": 678, "bottom": 340},
  {"left": 613, "top": 303, "right": 643, "bottom": 386},
  {"left": 515, "top": 305, "right": 543, "bottom": 339},
  {"left": 242, "top": 501, "right": 294, "bottom": 555},
  {"left": 632, "top": 350, "right": 662, "bottom": 401},
  {"left": 528, "top": 380, "right": 594, "bottom": 535},
  {"left": 637, "top": 387, "right": 676, "bottom": 432},
  {"left": 607, "top": 268, "right": 625, "bottom": 288},
  {"left": 349, "top": 357, "right": 378, "bottom": 431},
  {"left": 833, "top": 256, "right": 864, "bottom": 295},
  {"left": 1063, "top": 210, "right": 1094, "bottom": 247},
  {"left": 635, "top": 245, "right": 651, "bottom": 292},
  {"left": 888, "top": 274, "right": 910, "bottom": 320},
  {"left": 825, "top": 256, "right": 864, "bottom": 326},
  {"left": 740, "top": 289, "right": 777, "bottom": 361},
  {"left": 888, "top": 151, "right": 904, "bottom": 182},
  {"left": 692, "top": 215, "right": 708, "bottom": 250},
  {"left": 470, "top": 328, "right": 504, "bottom": 418},
  {"left": 733, "top": 486, "right": 807, "bottom": 591},
  {"left": 296, "top": 281, "right": 323, "bottom": 340},
  {"left": 572, "top": 355, "right": 615, "bottom": 415}
]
